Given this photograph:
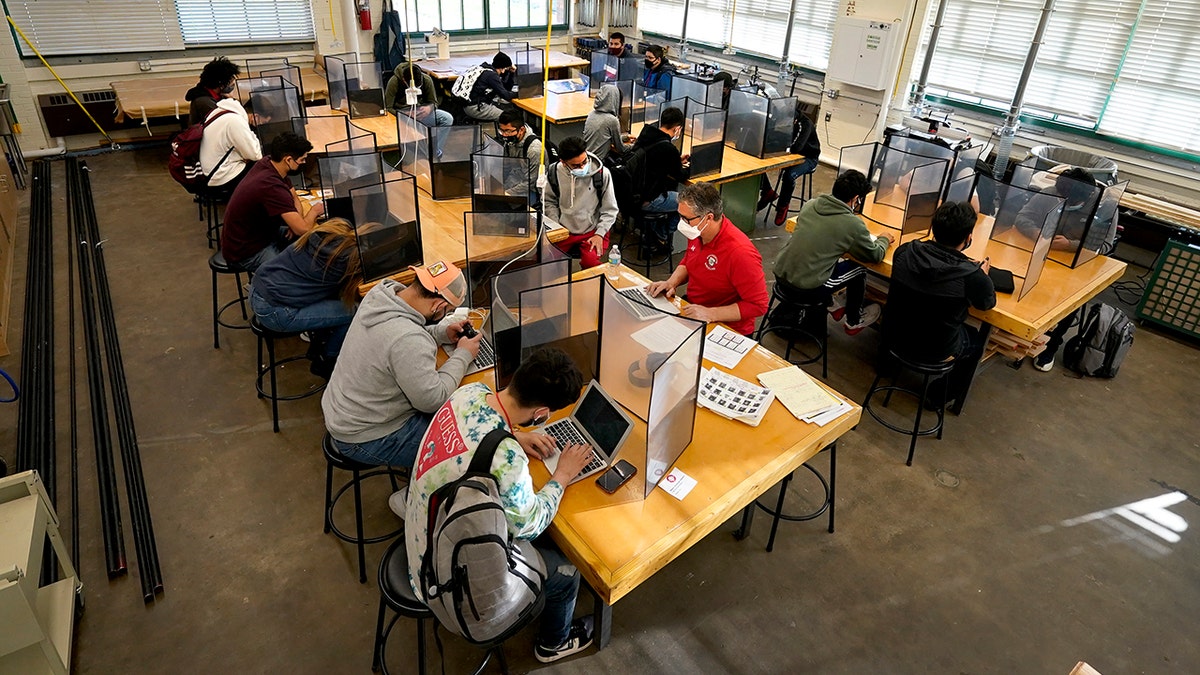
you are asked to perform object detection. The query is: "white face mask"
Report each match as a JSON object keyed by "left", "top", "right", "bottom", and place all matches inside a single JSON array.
[{"left": 678, "top": 214, "right": 708, "bottom": 240}]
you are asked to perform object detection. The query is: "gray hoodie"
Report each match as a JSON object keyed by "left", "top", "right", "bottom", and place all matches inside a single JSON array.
[
  {"left": 583, "top": 85, "right": 632, "bottom": 161},
  {"left": 321, "top": 278, "right": 472, "bottom": 444},
  {"left": 542, "top": 151, "right": 618, "bottom": 237}
]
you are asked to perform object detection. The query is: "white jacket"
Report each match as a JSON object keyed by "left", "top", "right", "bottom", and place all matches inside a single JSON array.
[{"left": 199, "top": 98, "right": 262, "bottom": 188}]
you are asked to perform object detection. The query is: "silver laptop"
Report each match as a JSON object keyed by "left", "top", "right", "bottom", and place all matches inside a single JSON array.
[
  {"left": 541, "top": 380, "right": 636, "bottom": 485},
  {"left": 616, "top": 285, "right": 681, "bottom": 321}
]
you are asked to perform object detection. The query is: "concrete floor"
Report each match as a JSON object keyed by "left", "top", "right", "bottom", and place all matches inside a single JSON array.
[{"left": 1, "top": 147, "right": 1198, "bottom": 674}]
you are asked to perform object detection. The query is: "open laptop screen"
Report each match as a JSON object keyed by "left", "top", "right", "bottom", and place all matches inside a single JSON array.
[{"left": 575, "top": 385, "right": 632, "bottom": 456}]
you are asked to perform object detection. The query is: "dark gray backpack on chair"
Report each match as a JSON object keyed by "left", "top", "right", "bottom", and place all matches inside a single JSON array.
[
  {"left": 419, "top": 428, "right": 546, "bottom": 646},
  {"left": 1063, "top": 303, "right": 1135, "bottom": 378}
]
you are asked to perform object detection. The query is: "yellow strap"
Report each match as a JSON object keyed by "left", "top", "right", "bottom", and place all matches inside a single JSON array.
[{"left": 7, "top": 16, "right": 114, "bottom": 144}]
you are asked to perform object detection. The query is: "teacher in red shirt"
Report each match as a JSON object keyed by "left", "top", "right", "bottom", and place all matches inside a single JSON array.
[{"left": 646, "top": 182, "right": 769, "bottom": 336}]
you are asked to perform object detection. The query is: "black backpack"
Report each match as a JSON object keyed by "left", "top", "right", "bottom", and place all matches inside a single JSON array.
[
  {"left": 608, "top": 144, "right": 652, "bottom": 215},
  {"left": 1063, "top": 303, "right": 1135, "bottom": 378},
  {"left": 419, "top": 428, "right": 546, "bottom": 646}
]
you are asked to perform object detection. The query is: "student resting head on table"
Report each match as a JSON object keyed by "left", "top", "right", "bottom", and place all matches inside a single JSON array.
[
  {"left": 645, "top": 182, "right": 770, "bottom": 336},
  {"left": 248, "top": 217, "right": 363, "bottom": 379}
]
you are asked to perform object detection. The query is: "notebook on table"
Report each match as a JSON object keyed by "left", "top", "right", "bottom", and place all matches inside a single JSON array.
[{"left": 540, "top": 380, "right": 635, "bottom": 485}]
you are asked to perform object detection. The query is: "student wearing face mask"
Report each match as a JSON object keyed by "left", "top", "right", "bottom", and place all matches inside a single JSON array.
[
  {"left": 185, "top": 56, "right": 240, "bottom": 126},
  {"left": 462, "top": 52, "right": 520, "bottom": 122},
  {"left": 543, "top": 136, "right": 619, "bottom": 268},
  {"left": 633, "top": 106, "right": 690, "bottom": 253},
  {"left": 404, "top": 347, "right": 596, "bottom": 663},
  {"left": 496, "top": 109, "right": 544, "bottom": 207},
  {"left": 220, "top": 133, "right": 325, "bottom": 272},
  {"left": 608, "top": 32, "right": 629, "bottom": 56},
  {"left": 770, "top": 169, "right": 893, "bottom": 335},
  {"left": 642, "top": 45, "right": 674, "bottom": 92},
  {"left": 645, "top": 183, "right": 769, "bottom": 336},
  {"left": 323, "top": 260, "right": 482, "bottom": 470}
]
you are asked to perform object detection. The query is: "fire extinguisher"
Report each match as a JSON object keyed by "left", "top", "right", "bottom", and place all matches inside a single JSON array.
[{"left": 357, "top": 0, "right": 372, "bottom": 30}]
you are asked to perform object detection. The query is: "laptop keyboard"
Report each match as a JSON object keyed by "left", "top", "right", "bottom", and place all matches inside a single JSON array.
[
  {"left": 543, "top": 420, "right": 605, "bottom": 478},
  {"left": 617, "top": 287, "right": 670, "bottom": 321},
  {"left": 474, "top": 338, "right": 496, "bottom": 369}
]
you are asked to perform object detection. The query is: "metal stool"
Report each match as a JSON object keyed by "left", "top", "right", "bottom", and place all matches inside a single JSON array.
[
  {"left": 324, "top": 434, "right": 404, "bottom": 584},
  {"left": 862, "top": 349, "right": 956, "bottom": 466},
  {"left": 764, "top": 170, "right": 814, "bottom": 224},
  {"left": 197, "top": 190, "right": 229, "bottom": 250},
  {"left": 618, "top": 210, "right": 674, "bottom": 277},
  {"left": 734, "top": 443, "right": 836, "bottom": 552},
  {"left": 372, "top": 537, "right": 508, "bottom": 675},
  {"left": 755, "top": 282, "right": 829, "bottom": 379},
  {"left": 251, "top": 316, "right": 325, "bottom": 432},
  {"left": 209, "top": 251, "right": 249, "bottom": 349}
]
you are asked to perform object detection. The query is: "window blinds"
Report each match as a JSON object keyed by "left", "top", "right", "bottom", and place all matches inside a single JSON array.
[
  {"left": 684, "top": 0, "right": 732, "bottom": 47},
  {"left": 729, "top": 0, "right": 792, "bottom": 58},
  {"left": 638, "top": 0, "right": 685, "bottom": 41},
  {"left": 6, "top": 0, "right": 184, "bottom": 56},
  {"left": 787, "top": 0, "right": 838, "bottom": 70},
  {"left": 1100, "top": 0, "right": 1200, "bottom": 152},
  {"left": 175, "top": 0, "right": 314, "bottom": 45}
]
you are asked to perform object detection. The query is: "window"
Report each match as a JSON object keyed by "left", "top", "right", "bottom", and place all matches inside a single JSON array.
[
  {"left": 176, "top": 0, "right": 315, "bottom": 45},
  {"left": 5, "top": 0, "right": 184, "bottom": 56},
  {"left": 923, "top": 0, "right": 1200, "bottom": 155},
  {"left": 637, "top": 0, "right": 837, "bottom": 65},
  {"left": 1100, "top": 0, "right": 1200, "bottom": 152},
  {"left": 786, "top": 0, "right": 839, "bottom": 70},
  {"left": 404, "top": 0, "right": 566, "bottom": 33}
]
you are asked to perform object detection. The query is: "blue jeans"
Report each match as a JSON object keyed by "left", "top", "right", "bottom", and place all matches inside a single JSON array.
[
  {"left": 642, "top": 191, "right": 680, "bottom": 245},
  {"left": 236, "top": 241, "right": 285, "bottom": 273},
  {"left": 332, "top": 411, "right": 433, "bottom": 469},
  {"left": 777, "top": 156, "right": 820, "bottom": 209},
  {"left": 534, "top": 537, "right": 581, "bottom": 647},
  {"left": 249, "top": 289, "right": 355, "bottom": 358}
]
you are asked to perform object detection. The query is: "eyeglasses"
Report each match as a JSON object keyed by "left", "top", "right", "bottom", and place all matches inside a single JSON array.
[
  {"left": 564, "top": 158, "right": 588, "bottom": 170},
  {"left": 678, "top": 211, "right": 707, "bottom": 225}
]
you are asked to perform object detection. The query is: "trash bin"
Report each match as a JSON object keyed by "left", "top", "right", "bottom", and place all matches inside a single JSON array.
[{"left": 1026, "top": 145, "right": 1119, "bottom": 185}]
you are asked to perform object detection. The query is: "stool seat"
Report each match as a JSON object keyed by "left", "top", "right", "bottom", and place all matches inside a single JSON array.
[
  {"left": 755, "top": 282, "right": 829, "bottom": 378},
  {"left": 379, "top": 537, "right": 433, "bottom": 618},
  {"left": 207, "top": 250, "right": 241, "bottom": 274},
  {"left": 249, "top": 315, "right": 301, "bottom": 341},
  {"left": 863, "top": 348, "right": 956, "bottom": 466},
  {"left": 323, "top": 433, "right": 377, "bottom": 473}
]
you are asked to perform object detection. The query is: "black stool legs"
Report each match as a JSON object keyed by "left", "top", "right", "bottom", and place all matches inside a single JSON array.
[
  {"left": 735, "top": 443, "right": 836, "bottom": 552},
  {"left": 209, "top": 251, "right": 249, "bottom": 349},
  {"left": 323, "top": 434, "right": 403, "bottom": 583},
  {"left": 863, "top": 351, "right": 955, "bottom": 465}
]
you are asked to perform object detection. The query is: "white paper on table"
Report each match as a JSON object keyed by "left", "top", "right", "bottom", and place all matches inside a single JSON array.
[
  {"left": 804, "top": 400, "right": 853, "bottom": 427},
  {"left": 757, "top": 365, "right": 840, "bottom": 420},
  {"left": 631, "top": 315, "right": 699, "bottom": 353},
  {"left": 658, "top": 468, "right": 697, "bottom": 500},
  {"left": 703, "top": 325, "right": 756, "bottom": 369}
]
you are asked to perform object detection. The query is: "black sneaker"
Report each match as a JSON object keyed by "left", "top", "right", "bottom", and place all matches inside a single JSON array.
[{"left": 534, "top": 616, "right": 594, "bottom": 664}]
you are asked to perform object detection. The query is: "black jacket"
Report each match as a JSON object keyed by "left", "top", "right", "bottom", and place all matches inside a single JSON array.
[
  {"left": 884, "top": 240, "right": 996, "bottom": 362},
  {"left": 185, "top": 83, "right": 218, "bottom": 126},
  {"left": 632, "top": 123, "right": 688, "bottom": 201},
  {"left": 791, "top": 115, "right": 821, "bottom": 158},
  {"left": 469, "top": 65, "right": 515, "bottom": 104}
]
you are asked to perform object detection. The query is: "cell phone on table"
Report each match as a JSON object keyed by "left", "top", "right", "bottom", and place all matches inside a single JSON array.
[{"left": 596, "top": 460, "right": 637, "bottom": 494}]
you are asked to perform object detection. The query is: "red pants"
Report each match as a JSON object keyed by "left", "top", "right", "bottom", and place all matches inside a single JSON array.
[{"left": 554, "top": 230, "right": 609, "bottom": 269}]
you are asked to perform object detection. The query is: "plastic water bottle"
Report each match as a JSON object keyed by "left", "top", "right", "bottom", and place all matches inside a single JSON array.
[{"left": 607, "top": 245, "right": 621, "bottom": 281}]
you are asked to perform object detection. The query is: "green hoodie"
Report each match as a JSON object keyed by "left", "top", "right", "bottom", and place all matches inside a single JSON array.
[{"left": 773, "top": 193, "right": 889, "bottom": 289}]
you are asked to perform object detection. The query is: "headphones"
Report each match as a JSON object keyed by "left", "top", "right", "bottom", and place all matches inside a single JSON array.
[{"left": 627, "top": 352, "right": 670, "bottom": 388}]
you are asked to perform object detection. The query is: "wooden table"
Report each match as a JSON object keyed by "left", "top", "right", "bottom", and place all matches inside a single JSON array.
[
  {"left": 416, "top": 50, "right": 590, "bottom": 81},
  {"left": 111, "top": 69, "right": 328, "bottom": 128},
  {"left": 482, "top": 264, "right": 861, "bottom": 648},
  {"left": 513, "top": 90, "right": 594, "bottom": 124},
  {"left": 303, "top": 105, "right": 403, "bottom": 152}
]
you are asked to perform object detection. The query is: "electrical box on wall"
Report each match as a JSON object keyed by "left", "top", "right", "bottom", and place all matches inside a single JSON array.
[{"left": 826, "top": 17, "right": 903, "bottom": 91}]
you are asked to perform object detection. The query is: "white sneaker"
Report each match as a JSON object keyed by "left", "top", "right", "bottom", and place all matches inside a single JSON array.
[
  {"left": 388, "top": 487, "right": 408, "bottom": 520},
  {"left": 844, "top": 303, "right": 882, "bottom": 335},
  {"left": 828, "top": 292, "right": 846, "bottom": 322},
  {"left": 1032, "top": 355, "right": 1054, "bottom": 372}
]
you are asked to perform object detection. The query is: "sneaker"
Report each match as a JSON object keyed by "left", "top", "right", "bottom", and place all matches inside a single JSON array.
[
  {"left": 773, "top": 206, "right": 790, "bottom": 227},
  {"left": 1032, "top": 354, "right": 1054, "bottom": 372},
  {"left": 535, "top": 616, "right": 594, "bottom": 663},
  {"left": 756, "top": 189, "right": 778, "bottom": 211},
  {"left": 827, "top": 293, "right": 846, "bottom": 323},
  {"left": 388, "top": 488, "right": 408, "bottom": 519},
  {"left": 299, "top": 331, "right": 312, "bottom": 343},
  {"left": 844, "top": 304, "right": 882, "bottom": 335}
]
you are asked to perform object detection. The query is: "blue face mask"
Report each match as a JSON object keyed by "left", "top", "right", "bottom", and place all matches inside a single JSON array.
[{"left": 569, "top": 165, "right": 589, "bottom": 178}]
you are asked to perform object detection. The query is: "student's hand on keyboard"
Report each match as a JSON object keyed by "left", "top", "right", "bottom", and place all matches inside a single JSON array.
[
  {"left": 550, "top": 444, "right": 592, "bottom": 486},
  {"left": 455, "top": 327, "right": 483, "bottom": 358},
  {"left": 514, "top": 431, "right": 557, "bottom": 460},
  {"left": 645, "top": 280, "right": 675, "bottom": 299}
]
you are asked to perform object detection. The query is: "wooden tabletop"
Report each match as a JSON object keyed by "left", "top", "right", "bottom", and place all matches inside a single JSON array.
[
  {"left": 496, "top": 265, "right": 862, "bottom": 606},
  {"left": 627, "top": 121, "right": 804, "bottom": 185},
  {"left": 513, "top": 90, "right": 596, "bottom": 124},
  {"left": 416, "top": 50, "right": 590, "bottom": 80},
  {"left": 112, "top": 68, "right": 328, "bottom": 124},
  {"left": 848, "top": 194, "right": 1127, "bottom": 340},
  {"left": 304, "top": 105, "right": 403, "bottom": 152}
]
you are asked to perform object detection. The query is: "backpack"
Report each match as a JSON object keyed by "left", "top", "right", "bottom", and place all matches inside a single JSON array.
[
  {"left": 608, "top": 142, "right": 659, "bottom": 215},
  {"left": 546, "top": 161, "right": 607, "bottom": 201},
  {"left": 1063, "top": 303, "right": 1135, "bottom": 378},
  {"left": 168, "top": 109, "right": 234, "bottom": 194},
  {"left": 420, "top": 428, "right": 546, "bottom": 646},
  {"left": 451, "top": 64, "right": 488, "bottom": 102}
]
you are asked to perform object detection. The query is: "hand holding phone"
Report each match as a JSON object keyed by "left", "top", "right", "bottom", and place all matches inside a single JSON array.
[{"left": 596, "top": 460, "right": 637, "bottom": 494}]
